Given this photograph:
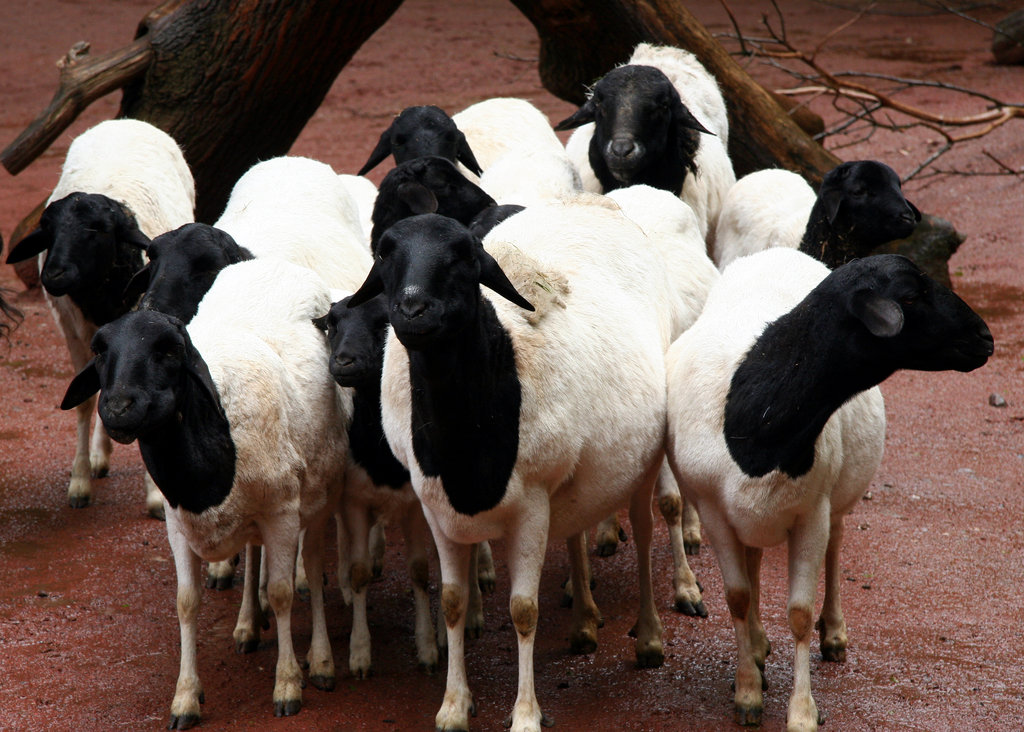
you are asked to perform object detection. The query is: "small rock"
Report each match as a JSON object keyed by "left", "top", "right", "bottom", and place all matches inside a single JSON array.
[
  {"left": 989, "top": 393, "right": 1008, "bottom": 407},
  {"left": 36, "top": 590, "right": 48, "bottom": 598},
  {"left": 863, "top": 490, "right": 873, "bottom": 501}
]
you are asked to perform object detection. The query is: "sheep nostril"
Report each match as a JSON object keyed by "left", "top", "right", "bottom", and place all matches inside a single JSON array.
[
  {"left": 105, "top": 395, "right": 134, "bottom": 418},
  {"left": 609, "top": 138, "right": 638, "bottom": 159},
  {"left": 400, "top": 299, "right": 428, "bottom": 319}
]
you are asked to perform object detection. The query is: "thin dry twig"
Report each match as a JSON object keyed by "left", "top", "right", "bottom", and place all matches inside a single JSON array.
[{"left": 720, "top": 0, "right": 1024, "bottom": 181}]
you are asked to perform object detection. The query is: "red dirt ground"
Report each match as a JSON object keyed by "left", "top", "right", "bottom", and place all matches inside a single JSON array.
[{"left": 1, "top": 2, "right": 1021, "bottom": 731}]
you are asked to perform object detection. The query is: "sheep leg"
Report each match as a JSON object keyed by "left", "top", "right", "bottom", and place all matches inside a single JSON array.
[
  {"left": 432, "top": 534, "right": 476, "bottom": 732},
  {"left": 88, "top": 412, "right": 111, "bottom": 478},
  {"left": 682, "top": 498, "right": 702, "bottom": 555},
  {"left": 656, "top": 461, "right": 706, "bottom": 616},
  {"left": 593, "top": 512, "right": 625, "bottom": 557},
  {"left": 817, "top": 518, "right": 848, "bottom": 662},
  {"left": 344, "top": 502, "right": 375, "bottom": 679},
  {"left": 476, "top": 539, "right": 496, "bottom": 594},
  {"left": 785, "top": 513, "right": 829, "bottom": 732},
  {"left": 263, "top": 519, "right": 304, "bottom": 718},
  {"left": 335, "top": 511, "right": 352, "bottom": 606},
  {"left": 505, "top": 509, "right": 552, "bottom": 732},
  {"left": 745, "top": 547, "right": 771, "bottom": 676},
  {"left": 566, "top": 532, "right": 600, "bottom": 654},
  {"left": 401, "top": 504, "right": 439, "bottom": 674},
  {"left": 629, "top": 467, "right": 665, "bottom": 669},
  {"left": 294, "top": 529, "right": 310, "bottom": 602},
  {"left": 302, "top": 518, "right": 335, "bottom": 691},
  {"left": 205, "top": 555, "right": 238, "bottom": 590},
  {"left": 700, "top": 511, "right": 763, "bottom": 726},
  {"left": 165, "top": 512, "right": 204, "bottom": 730},
  {"left": 143, "top": 471, "right": 165, "bottom": 520},
  {"left": 369, "top": 518, "right": 387, "bottom": 579},
  {"left": 67, "top": 396, "right": 95, "bottom": 508},
  {"left": 466, "top": 544, "right": 485, "bottom": 639},
  {"left": 233, "top": 543, "right": 265, "bottom": 653}
]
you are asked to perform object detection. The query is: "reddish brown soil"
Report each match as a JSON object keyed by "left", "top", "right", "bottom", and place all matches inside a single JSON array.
[{"left": 1, "top": 2, "right": 1022, "bottom": 731}]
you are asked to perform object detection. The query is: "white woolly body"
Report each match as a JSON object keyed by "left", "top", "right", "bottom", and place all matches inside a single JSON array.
[
  {"left": 380, "top": 201, "right": 677, "bottom": 544},
  {"left": 478, "top": 149, "right": 581, "bottom": 206},
  {"left": 712, "top": 168, "right": 817, "bottom": 270},
  {"left": 215, "top": 156, "right": 371, "bottom": 292},
  {"left": 337, "top": 173, "right": 378, "bottom": 252},
  {"left": 48, "top": 118, "right": 195, "bottom": 236},
  {"left": 178, "top": 258, "right": 351, "bottom": 557},
  {"left": 665, "top": 247, "right": 885, "bottom": 549},
  {"left": 564, "top": 43, "right": 735, "bottom": 242},
  {"left": 453, "top": 97, "right": 569, "bottom": 173},
  {"left": 605, "top": 184, "right": 720, "bottom": 335}
]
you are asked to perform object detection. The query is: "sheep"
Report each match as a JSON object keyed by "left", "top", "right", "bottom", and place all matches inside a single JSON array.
[
  {"left": 596, "top": 184, "right": 719, "bottom": 616},
  {"left": 663, "top": 247, "right": 993, "bottom": 731},
  {"left": 133, "top": 156, "right": 371, "bottom": 322},
  {"left": 712, "top": 160, "right": 921, "bottom": 270},
  {"left": 338, "top": 173, "right": 379, "bottom": 252},
  {"left": 357, "top": 104, "right": 483, "bottom": 177},
  {"left": 4, "top": 118, "right": 195, "bottom": 518},
  {"left": 315, "top": 293, "right": 443, "bottom": 678},
  {"left": 348, "top": 203, "right": 677, "bottom": 732},
  {"left": 61, "top": 258, "right": 351, "bottom": 727},
  {"left": 556, "top": 43, "right": 736, "bottom": 242},
  {"left": 369, "top": 155, "right": 497, "bottom": 252}
]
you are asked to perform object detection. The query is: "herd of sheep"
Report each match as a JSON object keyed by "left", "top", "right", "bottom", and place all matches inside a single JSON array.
[{"left": 3, "top": 43, "right": 994, "bottom": 732}]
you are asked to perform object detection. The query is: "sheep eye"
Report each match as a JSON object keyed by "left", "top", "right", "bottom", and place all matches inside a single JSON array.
[{"left": 393, "top": 134, "right": 408, "bottom": 147}]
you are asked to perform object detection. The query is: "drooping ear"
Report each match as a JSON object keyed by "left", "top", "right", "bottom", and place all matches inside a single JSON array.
[
  {"left": 349, "top": 261, "right": 386, "bottom": 308},
  {"left": 122, "top": 264, "right": 152, "bottom": 304},
  {"left": 5, "top": 228, "right": 50, "bottom": 264},
  {"left": 455, "top": 131, "right": 483, "bottom": 176},
  {"left": 820, "top": 186, "right": 844, "bottom": 225},
  {"left": 477, "top": 248, "right": 534, "bottom": 312},
  {"left": 61, "top": 359, "right": 101, "bottom": 410},
  {"left": 120, "top": 225, "right": 151, "bottom": 251},
  {"left": 851, "top": 290, "right": 904, "bottom": 338},
  {"left": 311, "top": 313, "right": 329, "bottom": 333},
  {"left": 672, "top": 102, "right": 714, "bottom": 136},
  {"left": 554, "top": 97, "right": 597, "bottom": 131},
  {"left": 397, "top": 181, "right": 439, "bottom": 215},
  {"left": 357, "top": 127, "right": 395, "bottom": 176}
]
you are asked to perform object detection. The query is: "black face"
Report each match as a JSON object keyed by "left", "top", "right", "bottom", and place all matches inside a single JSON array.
[
  {"left": 590, "top": 66, "right": 678, "bottom": 183},
  {"left": 135, "top": 223, "right": 252, "bottom": 323},
  {"left": 823, "top": 161, "right": 921, "bottom": 246},
  {"left": 36, "top": 193, "right": 125, "bottom": 298},
  {"left": 390, "top": 106, "right": 463, "bottom": 164},
  {"left": 841, "top": 255, "right": 993, "bottom": 372},
  {"left": 87, "top": 311, "right": 190, "bottom": 444},
  {"left": 370, "top": 157, "right": 496, "bottom": 251},
  {"left": 374, "top": 215, "right": 482, "bottom": 349},
  {"left": 323, "top": 294, "right": 390, "bottom": 386}
]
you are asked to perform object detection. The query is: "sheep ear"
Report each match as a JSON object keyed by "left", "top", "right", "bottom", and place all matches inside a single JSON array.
[
  {"left": 673, "top": 103, "right": 714, "bottom": 136},
  {"left": 311, "top": 313, "right": 329, "bottom": 333},
  {"left": 121, "top": 226, "right": 151, "bottom": 251},
  {"left": 821, "top": 187, "right": 844, "bottom": 225},
  {"left": 554, "top": 98, "right": 596, "bottom": 131},
  {"left": 61, "top": 359, "right": 101, "bottom": 410},
  {"left": 456, "top": 131, "right": 483, "bottom": 175},
  {"left": 183, "top": 344, "right": 222, "bottom": 410},
  {"left": 397, "top": 181, "right": 439, "bottom": 215},
  {"left": 349, "top": 261, "right": 385, "bottom": 308},
  {"left": 5, "top": 228, "right": 49, "bottom": 264},
  {"left": 123, "top": 264, "right": 152, "bottom": 304},
  {"left": 851, "top": 290, "right": 904, "bottom": 338},
  {"left": 358, "top": 128, "right": 394, "bottom": 176},
  {"left": 478, "top": 248, "right": 534, "bottom": 312}
]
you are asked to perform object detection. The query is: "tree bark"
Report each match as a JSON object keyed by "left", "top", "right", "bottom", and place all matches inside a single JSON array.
[
  {"left": 510, "top": 0, "right": 841, "bottom": 183},
  {"left": 4, "top": 0, "right": 406, "bottom": 225}
]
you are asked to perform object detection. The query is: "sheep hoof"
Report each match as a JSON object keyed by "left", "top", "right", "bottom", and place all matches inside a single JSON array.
[
  {"left": 166, "top": 712, "right": 200, "bottom": 730},
  {"left": 734, "top": 703, "right": 763, "bottom": 727},
  {"left": 674, "top": 598, "right": 708, "bottom": 618},
  {"left": 147, "top": 502, "right": 166, "bottom": 521},
  {"left": 683, "top": 538, "right": 701, "bottom": 556},
  {"left": 295, "top": 584, "right": 311, "bottom": 602},
  {"left": 418, "top": 659, "right": 438, "bottom": 676},
  {"left": 91, "top": 465, "right": 109, "bottom": 479},
  {"left": 594, "top": 540, "right": 618, "bottom": 557},
  {"left": 820, "top": 643, "right": 846, "bottom": 663},
  {"left": 273, "top": 698, "right": 302, "bottom": 717},
  {"left": 309, "top": 674, "right": 335, "bottom": 692},
  {"left": 67, "top": 494, "right": 91, "bottom": 509},
  {"left": 569, "top": 632, "right": 598, "bottom": 655},
  {"left": 235, "top": 637, "right": 259, "bottom": 655},
  {"left": 635, "top": 642, "right": 664, "bottom": 669}
]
